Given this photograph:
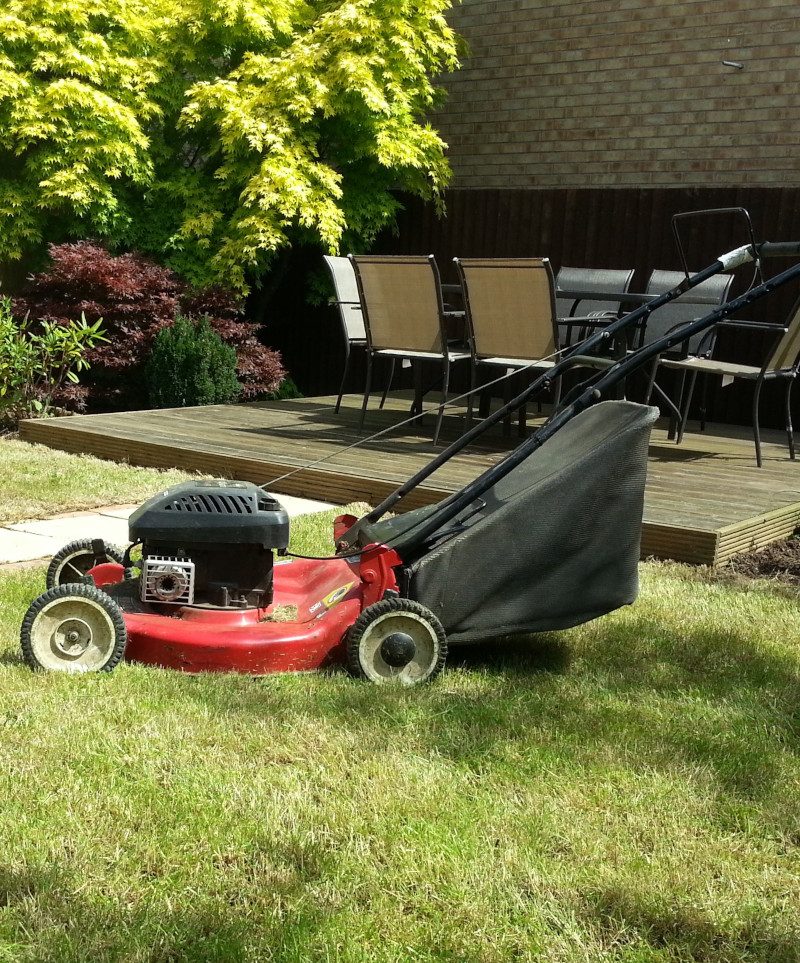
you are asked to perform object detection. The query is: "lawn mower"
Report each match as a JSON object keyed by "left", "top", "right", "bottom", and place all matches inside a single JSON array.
[{"left": 19, "top": 216, "right": 800, "bottom": 684}]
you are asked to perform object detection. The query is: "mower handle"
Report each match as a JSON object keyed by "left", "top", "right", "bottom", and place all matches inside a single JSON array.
[
  {"left": 757, "top": 241, "right": 800, "bottom": 258},
  {"left": 378, "top": 255, "right": 800, "bottom": 559},
  {"left": 344, "top": 232, "right": 799, "bottom": 542},
  {"left": 350, "top": 256, "right": 725, "bottom": 534}
]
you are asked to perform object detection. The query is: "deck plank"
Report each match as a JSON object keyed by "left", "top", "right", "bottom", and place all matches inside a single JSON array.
[{"left": 19, "top": 393, "right": 800, "bottom": 566}]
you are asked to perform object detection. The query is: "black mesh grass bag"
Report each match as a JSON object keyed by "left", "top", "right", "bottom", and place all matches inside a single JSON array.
[{"left": 398, "top": 401, "right": 658, "bottom": 644}]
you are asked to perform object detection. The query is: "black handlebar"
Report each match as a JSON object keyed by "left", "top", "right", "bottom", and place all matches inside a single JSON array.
[{"left": 758, "top": 241, "right": 800, "bottom": 258}]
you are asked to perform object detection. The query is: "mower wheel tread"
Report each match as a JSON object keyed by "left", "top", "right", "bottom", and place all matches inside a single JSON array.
[
  {"left": 21, "top": 582, "right": 127, "bottom": 673},
  {"left": 347, "top": 597, "right": 447, "bottom": 685},
  {"left": 46, "top": 539, "right": 125, "bottom": 590}
]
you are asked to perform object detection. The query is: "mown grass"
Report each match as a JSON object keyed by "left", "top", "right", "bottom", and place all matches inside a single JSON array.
[
  {"left": 0, "top": 437, "right": 196, "bottom": 525},
  {"left": 0, "top": 507, "right": 798, "bottom": 962}
]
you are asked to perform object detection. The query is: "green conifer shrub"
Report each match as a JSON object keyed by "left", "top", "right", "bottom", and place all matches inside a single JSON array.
[{"left": 145, "top": 315, "right": 240, "bottom": 409}]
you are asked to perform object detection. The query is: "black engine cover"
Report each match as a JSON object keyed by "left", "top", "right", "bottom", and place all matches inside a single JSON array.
[
  {"left": 129, "top": 481, "right": 290, "bottom": 609},
  {"left": 129, "top": 481, "right": 290, "bottom": 548}
]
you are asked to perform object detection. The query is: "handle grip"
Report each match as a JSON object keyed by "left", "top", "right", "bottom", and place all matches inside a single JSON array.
[{"left": 758, "top": 241, "right": 800, "bottom": 258}]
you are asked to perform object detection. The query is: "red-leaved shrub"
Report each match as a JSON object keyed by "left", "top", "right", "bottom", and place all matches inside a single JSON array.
[{"left": 14, "top": 243, "right": 286, "bottom": 410}]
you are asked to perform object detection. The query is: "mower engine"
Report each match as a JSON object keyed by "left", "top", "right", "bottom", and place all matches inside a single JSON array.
[{"left": 128, "top": 481, "right": 290, "bottom": 609}]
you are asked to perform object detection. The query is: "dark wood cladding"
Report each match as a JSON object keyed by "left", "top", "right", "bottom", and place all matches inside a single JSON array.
[{"left": 371, "top": 186, "right": 800, "bottom": 428}]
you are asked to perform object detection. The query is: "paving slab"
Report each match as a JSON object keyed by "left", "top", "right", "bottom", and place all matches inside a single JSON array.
[
  {"left": 0, "top": 528, "right": 61, "bottom": 564},
  {"left": 95, "top": 505, "right": 137, "bottom": 519},
  {"left": 9, "top": 513, "right": 130, "bottom": 548},
  {"left": 0, "top": 495, "right": 336, "bottom": 567},
  {"left": 272, "top": 493, "right": 335, "bottom": 517}
]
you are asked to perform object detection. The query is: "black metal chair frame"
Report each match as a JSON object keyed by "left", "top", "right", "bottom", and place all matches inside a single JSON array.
[
  {"left": 665, "top": 318, "right": 799, "bottom": 468},
  {"left": 350, "top": 254, "right": 470, "bottom": 446},
  {"left": 323, "top": 256, "right": 396, "bottom": 414}
]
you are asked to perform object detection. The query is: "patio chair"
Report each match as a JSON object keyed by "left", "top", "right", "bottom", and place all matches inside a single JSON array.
[
  {"left": 555, "top": 266, "right": 635, "bottom": 345},
  {"left": 454, "top": 257, "right": 561, "bottom": 430},
  {"left": 350, "top": 254, "right": 471, "bottom": 445},
  {"left": 652, "top": 295, "right": 800, "bottom": 467},
  {"left": 324, "top": 255, "right": 396, "bottom": 414},
  {"left": 638, "top": 269, "right": 734, "bottom": 351},
  {"left": 570, "top": 270, "right": 734, "bottom": 411},
  {"left": 639, "top": 270, "right": 733, "bottom": 436}
]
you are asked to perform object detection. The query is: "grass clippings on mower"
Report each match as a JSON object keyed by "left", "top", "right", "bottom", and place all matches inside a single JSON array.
[{"left": 261, "top": 604, "right": 298, "bottom": 622}]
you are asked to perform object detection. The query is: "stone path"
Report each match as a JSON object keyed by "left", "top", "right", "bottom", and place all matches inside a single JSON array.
[{"left": 0, "top": 493, "right": 335, "bottom": 566}]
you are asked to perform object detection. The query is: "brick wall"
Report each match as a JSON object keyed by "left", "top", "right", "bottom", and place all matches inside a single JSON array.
[{"left": 436, "top": 0, "right": 800, "bottom": 188}]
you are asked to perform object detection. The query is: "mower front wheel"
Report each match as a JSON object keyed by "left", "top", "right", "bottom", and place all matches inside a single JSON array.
[
  {"left": 46, "top": 538, "right": 124, "bottom": 590},
  {"left": 347, "top": 598, "right": 447, "bottom": 686},
  {"left": 21, "top": 583, "right": 127, "bottom": 673}
]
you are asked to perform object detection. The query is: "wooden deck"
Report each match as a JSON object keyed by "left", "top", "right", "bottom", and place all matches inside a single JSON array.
[{"left": 20, "top": 393, "right": 800, "bottom": 566}]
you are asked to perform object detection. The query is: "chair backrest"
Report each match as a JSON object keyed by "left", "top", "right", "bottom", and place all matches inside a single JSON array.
[
  {"left": 455, "top": 257, "right": 558, "bottom": 361},
  {"left": 767, "top": 296, "right": 800, "bottom": 372},
  {"left": 350, "top": 255, "right": 444, "bottom": 353},
  {"left": 643, "top": 269, "right": 734, "bottom": 353},
  {"left": 555, "top": 266, "right": 635, "bottom": 319},
  {"left": 323, "top": 255, "right": 366, "bottom": 342}
]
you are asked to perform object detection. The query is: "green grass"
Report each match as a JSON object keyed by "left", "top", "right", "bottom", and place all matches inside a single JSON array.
[
  {"left": 0, "top": 437, "right": 197, "bottom": 525},
  {"left": 0, "top": 508, "right": 798, "bottom": 961}
]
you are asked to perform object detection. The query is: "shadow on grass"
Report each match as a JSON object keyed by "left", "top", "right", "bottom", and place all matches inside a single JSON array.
[
  {"left": 0, "top": 858, "right": 311, "bottom": 963},
  {"left": 585, "top": 884, "right": 800, "bottom": 962},
  {"left": 448, "top": 632, "right": 572, "bottom": 674},
  {"left": 165, "top": 607, "right": 800, "bottom": 826},
  {"left": 0, "top": 856, "right": 477, "bottom": 963}
]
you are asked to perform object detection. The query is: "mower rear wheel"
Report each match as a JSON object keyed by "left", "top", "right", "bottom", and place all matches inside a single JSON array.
[
  {"left": 21, "top": 583, "right": 127, "bottom": 673},
  {"left": 347, "top": 598, "right": 447, "bottom": 685},
  {"left": 46, "top": 539, "right": 124, "bottom": 590}
]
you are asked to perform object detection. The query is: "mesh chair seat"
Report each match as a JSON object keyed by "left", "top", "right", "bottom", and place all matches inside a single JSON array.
[
  {"left": 654, "top": 295, "right": 800, "bottom": 467},
  {"left": 374, "top": 347, "right": 471, "bottom": 362},
  {"left": 351, "top": 254, "right": 471, "bottom": 444},
  {"left": 324, "top": 256, "right": 374, "bottom": 414},
  {"left": 659, "top": 356, "right": 766, "bottom": 379},
  {"left": 480, "top": 356, "right": 556, "bottom": 369},
  {"left": 555, "top": 266, "right": 635, "bottom": 323},
  {"left": 454, "top": 257, "right": 562, "bottom": 433}
]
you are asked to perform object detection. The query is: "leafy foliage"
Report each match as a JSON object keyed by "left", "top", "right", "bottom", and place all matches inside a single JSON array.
[
  {"left": 13, "top": 242, "right": 286, "bottom": 409},
  {"left": 0, "top": 296, "right": 105, "bottom": 427},
  {"left": 0, "top": 0, "right": 460, "bottom": 289},
  {"left": 146, "top": 315, "right": 240, "bottom": 408}
]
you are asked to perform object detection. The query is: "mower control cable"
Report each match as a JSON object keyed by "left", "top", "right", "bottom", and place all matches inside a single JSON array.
[
  {"left": 259, "top": 341, "right": 573, "bottom": 490},
  {"left": 351, "top": 252, "right": 745, "bottom": 534},
  {"left": 357, "top": 233, "right": 800, "bottom": 533},
  {"left": 267, "top": 250, "right": 740, "bottom": 514},
  {"left": 265, "top": 237, "right": 797, "bottom": 560}
]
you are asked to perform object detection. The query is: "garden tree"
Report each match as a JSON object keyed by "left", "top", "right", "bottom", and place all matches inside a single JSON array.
[{"left": 0, "top": 0, "right": 460, "bottom": 289}]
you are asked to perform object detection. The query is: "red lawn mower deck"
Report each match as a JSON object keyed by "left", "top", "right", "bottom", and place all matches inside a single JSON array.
[{"left": 20, "top": 482, "right": 447, "bottom": 685}]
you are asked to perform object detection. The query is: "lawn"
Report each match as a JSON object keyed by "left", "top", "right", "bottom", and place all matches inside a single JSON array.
[
  {"left": 0, "top": 504, "right": 798, "bottom": 962},
  {"left": 0, "top": 437, "right": 196, "bottom": 525}
]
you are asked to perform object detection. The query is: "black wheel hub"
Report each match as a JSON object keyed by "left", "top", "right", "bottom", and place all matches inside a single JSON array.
[{"left": 380, "top": 631, "right": 417, "bottom": 668}]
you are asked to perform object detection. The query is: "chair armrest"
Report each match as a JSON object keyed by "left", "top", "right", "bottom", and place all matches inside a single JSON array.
[
  {"left": 714, "top": 320, "right": 787, "bottom": 333},
  {"left": 557, "top": 316, "right": 615, "bottom": 329}
]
